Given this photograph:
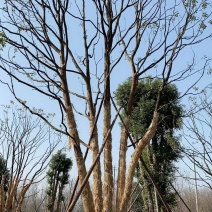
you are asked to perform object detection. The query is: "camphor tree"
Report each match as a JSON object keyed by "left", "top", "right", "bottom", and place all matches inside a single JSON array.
[
  {"left": 0, "top": 1, "right": 211, "bottom": 211},
  {"left": 0, "top": 104, "right": 60, "bottom": 212},
  {"left": 46, "top": 150, "right": 72, "bottom": 212},
  {"left": 115, "top": 78, "right": 183, "bottom": 211}
]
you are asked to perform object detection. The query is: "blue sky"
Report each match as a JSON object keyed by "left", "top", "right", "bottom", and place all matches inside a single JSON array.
[{"left": 0, "top": 0, "right": 211, "bottom": 187}]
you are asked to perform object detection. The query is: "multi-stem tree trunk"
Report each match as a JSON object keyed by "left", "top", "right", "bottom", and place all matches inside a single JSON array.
[
  {"left": 116, "top": 74, "right": 138, "bottom": 210},
  {"left": 61, "top": 67, "right": 94, "bottom": 211},
  {"left": 5, "top": 178, "right": 20, "bottom": 211},
  {"left": 120, "top": 112, "right": 159, "bottom": 211},
  {"left": 116, "top": 120, "right": 129, "bottom": 210},
  {"left": 84, "top": 49, "right": 103, "bottom": 212},
  {"left": 90, "top": 120, "right": 103, "bottom": 212}
]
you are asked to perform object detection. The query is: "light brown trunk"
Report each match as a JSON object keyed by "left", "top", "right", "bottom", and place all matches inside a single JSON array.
[
  {"left": 116, "top": 75, "right": 138, "bottom": 210},
  {"left": 103, "top": 96, "right": 113, "bottom": 212},
  {"left": 73, "top": 145, "right": 94, "bottom": 212},
  {"left": 120, "top": 112, "right": 159, "bottom": 211},
  {"left": 90, "top": 121, "right": 103, "bottom": 212},
  {"left": 16, "top": 182, "right": 32, "bottom": 212},
  {"left": 64, "top": 104, "right": 94, "bottom": 212},
  {"left": 5, "top": 178, "right": 19, "bottom": 211},
  {"left": 116, "top": 120, "right": 129, "bottom": 210},
  {"left": 66, "top": 109, "right": 94, "bottom": 212},
  {"left": 0, "top": 175, "right": 5, "bottom": 212},
  {"left": 60, "top": 50, "right": 94, "bottom": 211},
  {"left": 103, "top": 50, "right": 113, "bottom": 211},
  {"left": 86, "top": 77, "right": 103, "bottom": 212}
]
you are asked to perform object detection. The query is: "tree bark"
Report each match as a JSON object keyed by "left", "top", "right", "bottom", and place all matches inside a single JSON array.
[
  {"left": 90, "top": 121, "right": 103, "bottom": 212},
  {"left": 139, "top": 160, "right": 155, "bottom": 212},
  {"left": 116, "top": 75, "right": 138, "bottom": 210},
  {"left": 120, "top": 112, "right": 159, "bottom": 211},
  {"left": 60, "top": 28, "right": 94, "bottom": 210},
  {"left": 103, "top": 2, "right": 113, "bottom": 209},
  {"left": 103, "top": 70, "right": 113, "bottom": 212},
  {"left": 116, "top": 120, "right": 129, "bottom": 210},
  {"left": 152, "top": 135, "right": 159, "bottom": 211},
  {"left": 63, "top": 89, "right": 94, "bottom": 212},
  {"left": 0, "top": 175, "right": 5, "bottom": 212}
]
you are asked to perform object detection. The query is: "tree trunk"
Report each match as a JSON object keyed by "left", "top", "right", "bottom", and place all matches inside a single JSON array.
[
  {"left": 52, "top": 172, "right": 59, "bottom": 211},
  {"left": 102, "top": 3, "right": 113, "bottom": 206},
  {"left": 0, "top": 175, "right": 6, "bottom": 212},
  {"left": 116, "top": 121, "right": 129, "bottom": 211},
  {"left": 55, "top": 183, "right": 63, "bottom": 212},
  {"left": 73, "top": 145, "right": 95, "bottom": 212},
  {"left": 103, "top": 70, "right": 113, "bottom": 212},
  {"left": 116, "top": 74, "right": 138, "bottom": 211},
  {"left": 86, "top": 76, "right": 103, "bottom": 212},
  {"left": 152, "top": 135, "right": 159, "bottom": 211},
  {"left": 5, "top": 178, "right": 19, "bottom": 211},
  {"left": 64, "top": 105, "right": 95, "bottom": 212},
  {"left": 61, "top": 53, "right": 94, "bottom": 211},
  {"left": 120, "top": 112, "right": 159, "bottom": 211},
  {"left": 90, "top": 121, "right": 103, "bottom": 212},
  {"left": 139, "top": 160, "right": 155, "bottom": 212}
]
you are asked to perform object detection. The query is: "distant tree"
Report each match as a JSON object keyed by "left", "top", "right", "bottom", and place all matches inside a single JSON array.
[
  {"left": 174, "top": 179, "right": 212, "bottom": 212},
  {"left": 0, "top": 104, "right": 60, "bottom": 211},
  {"left": 182, "top": 83, "right": 212, "bottom": 187},
  {"left": 46, "top": 150, "right": 72, "bottom": 212},
  {"left": 115, "top": 78, "right": 183, "bottom": 211}
]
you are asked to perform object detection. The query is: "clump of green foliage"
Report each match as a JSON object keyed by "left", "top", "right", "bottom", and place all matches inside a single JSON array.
[
  {"left": 46, "top": 150, "right": 72, "bottom": 212},
  {"left": 0, "top": 154, "right": 10, "bottom": 194},
  {"left": 115, "top": 78, "right": 183, "bottom": 210}
]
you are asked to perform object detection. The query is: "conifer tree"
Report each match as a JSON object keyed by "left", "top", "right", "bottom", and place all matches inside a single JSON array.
[{"left": 46, "top": 150, "right": 72, "bottom": 212}]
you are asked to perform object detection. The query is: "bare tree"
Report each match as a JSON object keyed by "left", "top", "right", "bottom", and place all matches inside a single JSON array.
[
  {"left": 182, "top": 83, "right": 212, "bottom": 188},
  {"left": 21, "top": 180, "right": 85, "bottom": 212},
  {"left": 21, "top": 184, "right": 47, "bottom": 212},
  {"left": 0, "top": 0, "right": 211, "bottom": 211},
  {"left": 0, "top": 104, "right": 60, "bottom": 212},
  {"left": 173, "top": 175, "right": 212, "bottom": 212}
]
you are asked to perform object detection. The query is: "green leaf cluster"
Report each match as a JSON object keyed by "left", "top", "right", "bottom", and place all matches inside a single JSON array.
[
  {"left": 0, "top": 155, "right": 10, "bottom": 193},
  {"left": 115, "top": 78, "right": 183, "bottom": 138},
  {"left": 47, "top": 150, "right": 72, "bottom": 185},
  {"left": 115, "top": 78, "right": 183, "bottom": 208},
  {"left": 46, "top": 150, "right": 72, "bottom": 211},
  {"left": 0, "top": 32, "right": 7, "bottom": 50}
]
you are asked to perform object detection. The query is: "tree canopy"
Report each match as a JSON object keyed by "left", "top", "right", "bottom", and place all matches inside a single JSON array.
[
  {"left": 115, "top": 78, "right": 183, "bottom": 138},
  {"left": 46, "top": 150, "right": 73, "bottom": 212}
]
